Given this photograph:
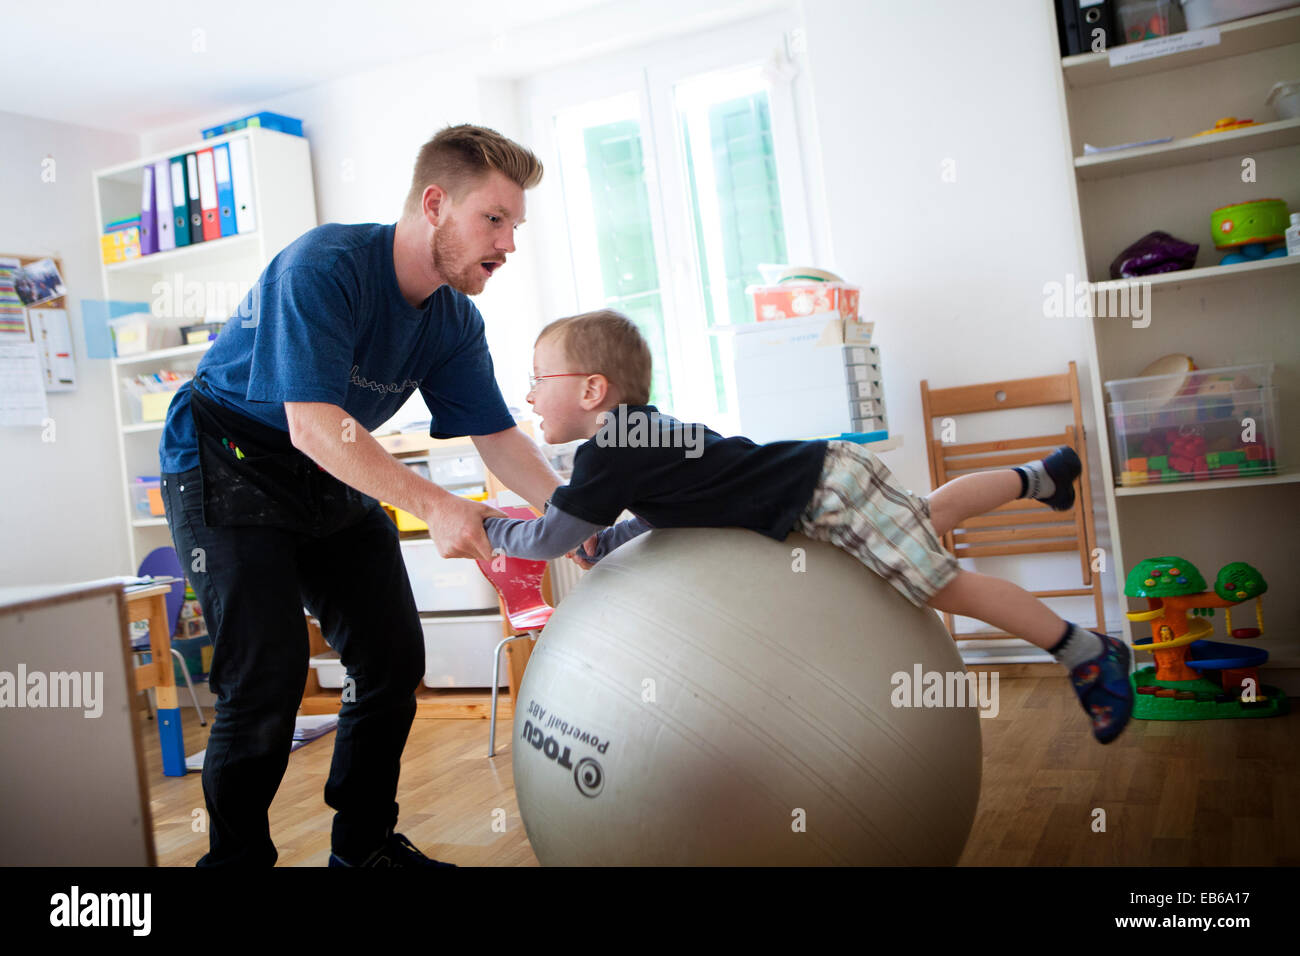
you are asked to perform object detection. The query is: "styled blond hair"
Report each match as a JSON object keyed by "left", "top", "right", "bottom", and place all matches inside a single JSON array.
[
  {"left": 537, "top": 310, "right": 653, "bottom": 406},
  {"left": 403, "top": 124, "right": 543, "bottom": 217}
]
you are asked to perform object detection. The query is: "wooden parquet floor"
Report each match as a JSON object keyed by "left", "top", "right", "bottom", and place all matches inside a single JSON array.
[{"left": 142, "top": 672, "right": 1299, "bottom": 866}]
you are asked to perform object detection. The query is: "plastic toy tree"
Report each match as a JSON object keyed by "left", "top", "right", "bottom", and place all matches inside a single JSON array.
[{"left": 1123, "top": 556, "right": 1267, "bottom": 681}]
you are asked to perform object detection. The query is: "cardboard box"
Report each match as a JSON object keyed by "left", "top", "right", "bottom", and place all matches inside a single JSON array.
[
  {"left": 748, "top": 282, "right": 860, "bottom": 322},
  {"left": 100, "top": 227, "right": 141, "bottom": 264}
]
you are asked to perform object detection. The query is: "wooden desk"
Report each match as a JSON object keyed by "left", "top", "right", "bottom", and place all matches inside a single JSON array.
[{"left": 125, "top": 583, "right": 186, "bottom": 776}]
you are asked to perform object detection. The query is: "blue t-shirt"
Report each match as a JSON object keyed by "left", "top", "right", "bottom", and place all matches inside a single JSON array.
[{"left": 159, "top": 222, "right": 515, "bottom": 472}]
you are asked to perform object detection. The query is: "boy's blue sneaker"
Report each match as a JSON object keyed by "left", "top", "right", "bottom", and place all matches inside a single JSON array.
[
  {"left": 1069, "top": 633, "right": 1133, "bottom": 744},
  {"left": 1041, "top": 445, "right": 1082, "bottom": 511},
  {"left": 328, "top": 832, "right": 457, "bottom": 868}
]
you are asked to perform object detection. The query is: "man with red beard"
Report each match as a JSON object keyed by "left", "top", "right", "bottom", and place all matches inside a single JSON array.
[{"left": 158, "top": 125, "right": 561, "bottom": 868}]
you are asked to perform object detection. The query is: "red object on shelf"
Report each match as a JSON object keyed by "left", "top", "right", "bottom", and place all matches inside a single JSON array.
[
  {"left": 1232, "top": 628, "right": 1262, "bottom": 639},
  {"left": 1245, "top": 444, "right": 1264, "bottom": 461}
]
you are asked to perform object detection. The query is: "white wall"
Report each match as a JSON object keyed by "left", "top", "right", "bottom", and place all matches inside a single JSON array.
[
  {"left": 140, "top": 59, "right": 545, "bottom": 424},
  {"left": 0, "top": 110, "right": 139, "bottom": 586},
  {"left": 4, "top": 0, "right": 1118, "bottom": 633},
  {"left": 798, "top": 0, "right": 1117, "bottom": 634}
]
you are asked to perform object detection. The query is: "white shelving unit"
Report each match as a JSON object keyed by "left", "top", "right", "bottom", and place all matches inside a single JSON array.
[
  {"left": 1052, "top": 9, "right": 1300, "bottom": 655},
  {"left": 93, "top": 127, "right": 318, "bottom": 570}
]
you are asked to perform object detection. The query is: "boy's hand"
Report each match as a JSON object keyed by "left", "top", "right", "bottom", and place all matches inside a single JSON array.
[{"left": 567, "top": 533, "right": 600, "bottom": 570}]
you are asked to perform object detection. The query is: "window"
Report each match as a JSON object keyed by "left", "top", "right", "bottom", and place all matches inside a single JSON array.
[{"left": 528, "top": 15, "right": 815, "bottom": 433}]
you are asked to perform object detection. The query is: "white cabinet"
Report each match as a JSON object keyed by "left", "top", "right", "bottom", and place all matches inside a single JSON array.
[{"left": 93, "top": 127, "right": 318, "bottom": 569}]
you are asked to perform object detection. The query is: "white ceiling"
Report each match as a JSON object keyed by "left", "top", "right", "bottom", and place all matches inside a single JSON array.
[{"left": 0, "top": 0, "right": 615, "bottom": 133}]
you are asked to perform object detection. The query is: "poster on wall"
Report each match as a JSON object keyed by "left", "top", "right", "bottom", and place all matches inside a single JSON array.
[
  {"left": 0, "top": 257, "right": 30, "bottom": 340},
  {"left": 13, "top": 257, "right": 66, "bottom": 307},
  {"left": 0, "top": 343, "right": 48, "bottom": 426}
]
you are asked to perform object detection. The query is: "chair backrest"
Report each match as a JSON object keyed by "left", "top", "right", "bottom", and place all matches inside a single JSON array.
[
  {"left": 474, "top": 505, "right": 555, "bottom": 632},
  {"left": 137, "top": 546, "right": 186, "bottom": 638},
  {"left": 920, "top": 361, "right": 1105, "bottom": 635}
]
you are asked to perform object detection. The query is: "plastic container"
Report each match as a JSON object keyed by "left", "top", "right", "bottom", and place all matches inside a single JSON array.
[
  {"left": 131, "top": 477, "right": 164, "bottom": 517},
  {"left": 309, "top": 651, "right": 347, "bottom": 689},
  {"left": 1267, "top": 80, "right": 1300, "bottom": 120},
  {"left": 202, "top": 111, "right": 304, "bottom": 139},
  {"left": 430, "top": 454, "right": 486, "bottom": 487},
  {"left": 399, "top": 539, "right": 500, "bottom": 612},
  {"left": 422, "top": 615, "right": 510, "bottom": 688},
  {"left": 107, "top": 312, "right": 158, "bottom": 356},
  {"left": 1179, "top": 0, "right": 1299, "bottom": 29},
  {"left": 1118, "top": 0, "right": 1176, "bottom": 41},
  {"left": 1105, "top": 363, "right": 1279, "bottom": 486}
]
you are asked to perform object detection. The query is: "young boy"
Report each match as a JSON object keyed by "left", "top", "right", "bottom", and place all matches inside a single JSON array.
[{"left": 484, "top": 310, "right": 1133, "bottom": 744}]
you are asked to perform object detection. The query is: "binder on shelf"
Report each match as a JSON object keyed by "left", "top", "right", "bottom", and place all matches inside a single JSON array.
[
  {"left": 196, "top": 148, "right": 220, "bottom": 242},
  {"left": 153, "top": 160, "right": 174, "bottom": 252},
  {"left": 212, "top": 143, "right": 237, "bottom": 238},
  {"left": 169, "top": 157, "right": 190, "bottom": 248},
  {"left": 185, "top": 153, "right": 205, "bottom": 245},
  {"left": 226, "top": 137, "right": 257, "bottom": 235},
  {"left": 139, "top": 165, "right": 157, "bottom": 256},
  {"left": 1072, "top": 0, "right": 1116, "bottom": 54},
  {"left": 1056, "top": 0, "right": 1082, "bottom": 56}
]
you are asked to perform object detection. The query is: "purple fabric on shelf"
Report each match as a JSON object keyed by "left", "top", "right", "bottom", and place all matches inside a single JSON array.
[{"left": 1109, "top": 231, "right": 1199, "bottom": 279}]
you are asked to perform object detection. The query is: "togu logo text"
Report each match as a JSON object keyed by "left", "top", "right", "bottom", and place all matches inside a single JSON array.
[{"left": 520, "top": 718, "right": 605, "bottom": 797}]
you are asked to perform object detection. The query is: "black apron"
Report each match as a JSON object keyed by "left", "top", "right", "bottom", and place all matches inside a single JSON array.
[{"left": 190, "top": 376, "right": 377, "bottom": 535}]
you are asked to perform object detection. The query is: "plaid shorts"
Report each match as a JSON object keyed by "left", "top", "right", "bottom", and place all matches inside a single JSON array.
[{"left": 794, "top": 440, "right": 960, "bottom": 608}]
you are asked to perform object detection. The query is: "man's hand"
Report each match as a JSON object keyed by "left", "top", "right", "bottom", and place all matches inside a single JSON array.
[{"left": 425, "top": 495, "right": 507, "bottom": 561}]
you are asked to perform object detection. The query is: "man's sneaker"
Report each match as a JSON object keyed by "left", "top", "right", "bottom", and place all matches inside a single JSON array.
[
  {"left": 328, "top": 832, "right": 457, "bottom": 868},
  {"left": 1069, "top": 633, "right": 1133, "bottom": 744},
  {"left": 1041, "top": 446, "right": 1082, "bottom": 511}
]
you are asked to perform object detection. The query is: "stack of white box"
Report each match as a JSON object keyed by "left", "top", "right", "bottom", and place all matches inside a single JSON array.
[{"left": 729, "top": 311, "right": 887, "bottom": 444}]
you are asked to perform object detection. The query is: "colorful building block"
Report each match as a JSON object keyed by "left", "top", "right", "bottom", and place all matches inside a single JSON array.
[
  {"left": 1245, "top": 444, "right": 1264, "bottom": 461},
  {"left": 1148, "top": 455, "right": 1167, "bottom": 470},
  {"left": 1125, "top": 457, "right": 1148, "bottom": 472}
]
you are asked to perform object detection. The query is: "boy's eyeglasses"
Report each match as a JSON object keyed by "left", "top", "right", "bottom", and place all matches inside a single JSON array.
[{"left": 527, "top": 372, "right": 591, "bottom": 390}]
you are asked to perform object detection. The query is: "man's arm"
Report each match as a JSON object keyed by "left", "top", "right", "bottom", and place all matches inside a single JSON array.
[
  {"left": 284, "top": 401, "right": 502, "bottom": 560},
  {"left": 472, "top": 426, "right": 562, "bottom": 514}
]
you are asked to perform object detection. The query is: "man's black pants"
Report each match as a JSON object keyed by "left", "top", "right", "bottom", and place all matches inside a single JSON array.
[{"left": 161, "top": 467, "right": 425, "bottom": 866}]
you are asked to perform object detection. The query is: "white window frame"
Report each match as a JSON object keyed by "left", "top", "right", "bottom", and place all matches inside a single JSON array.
[{"left": 522, "top": 9, "right": 815, "bottom": 434}]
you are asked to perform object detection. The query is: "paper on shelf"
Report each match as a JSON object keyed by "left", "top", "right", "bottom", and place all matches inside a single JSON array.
[
  {"left": 1083, "top": 137, "right": 1174, "bottom": 154},
  {"left": 1107, "top": 27, "right": 1220, "bottom": 67}
]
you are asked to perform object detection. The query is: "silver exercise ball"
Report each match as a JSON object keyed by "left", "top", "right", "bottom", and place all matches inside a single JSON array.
[{"left": 512, "top": 528, "right": 982, "bottom": 865}]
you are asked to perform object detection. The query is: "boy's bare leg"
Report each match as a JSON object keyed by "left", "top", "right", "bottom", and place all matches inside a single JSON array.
[
  {"left": 928, "top": 569, "right": 1065, "bottom": 648},
  {"left": 925, "top": 470, "right": 1020, "bottom": 538}
]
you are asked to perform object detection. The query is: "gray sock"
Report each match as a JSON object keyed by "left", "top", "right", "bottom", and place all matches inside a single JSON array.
[
  {"left": 1050, "top": 623, "right": 1104, "bottom": 672},
  {"left": 1014, "top": 460, "right": 1056, "bottom": 501}
]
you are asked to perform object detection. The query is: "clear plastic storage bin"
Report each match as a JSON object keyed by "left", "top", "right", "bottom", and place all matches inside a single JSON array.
[{"left": 1105, "top": 363, "right": 1279, "bottom": 486}]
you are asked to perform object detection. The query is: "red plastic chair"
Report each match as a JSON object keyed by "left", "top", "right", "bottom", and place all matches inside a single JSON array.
[{"left": 474, "top": 505, "right": 555, "bottom": 757}]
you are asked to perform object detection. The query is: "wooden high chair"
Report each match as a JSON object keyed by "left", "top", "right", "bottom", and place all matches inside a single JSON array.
[{"left": 919, "top": 361, "right": 1105, "bottom": 642}]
